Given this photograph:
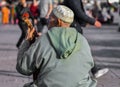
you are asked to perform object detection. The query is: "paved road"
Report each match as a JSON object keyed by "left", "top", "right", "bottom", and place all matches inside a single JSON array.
[
  {"left": 0, "top": 24, "right": 120, "bottom": 87},
  {"left": 84, "top": 25, "right": 120, "bottom": 87}
]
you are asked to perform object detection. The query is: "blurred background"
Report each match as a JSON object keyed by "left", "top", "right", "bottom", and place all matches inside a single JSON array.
[
  {"left": 0, "top": 0, "right": 120, "bottom": 87},
  {"left": 0, "top": 0, "right": 119, "bottom": 25}
]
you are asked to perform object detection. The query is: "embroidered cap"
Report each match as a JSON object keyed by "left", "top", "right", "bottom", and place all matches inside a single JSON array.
[{"left": 53, "top": 5, "right": 74, "bottom": 24}]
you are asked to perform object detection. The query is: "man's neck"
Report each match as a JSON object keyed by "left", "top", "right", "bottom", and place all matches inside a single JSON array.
[{"left": 59, "top": 23, "right": 70, "bottom": 28}]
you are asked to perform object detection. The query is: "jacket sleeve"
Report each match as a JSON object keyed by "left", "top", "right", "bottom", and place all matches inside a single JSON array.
[
  {"left": 16, "top": 39, "right": 43, "bottom": 76},
  {"left": 66, "top": 0, "right": 95, "bottom": 25}
]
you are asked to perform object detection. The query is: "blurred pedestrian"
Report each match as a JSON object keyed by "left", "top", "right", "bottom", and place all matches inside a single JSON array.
[
  {"left": 63, "top": 0, "right": 109, "bottom": 78},
  {"left": 92, "top": 0, "right": 101, "bottom": 19},
  {"left": 16, "top": 5, "right": 97, "bottom": 87},
  {"left": 62, "top": 0, "right": 101, "bottom": 34},
  {"left": 53, "top": 0, "right": 64, "bottom": 8},
  {"left": 1, "top": 4, "right": 10, "bottom": 24},
  {"left": 30, "top": 0, "right": 40, "bottom": 32},
  {"left": 38, "top": 0, "right": 53, "bottom": 33},
  {"left": 11, "top": 4, "right": 17, "bottom": 24},
  {"left": 102, "top": 8, "right": 111, "bottom": 22},
  {"left": 16, "top": 0, "right": 34, "bottom": 48},
  {"left": 97, "top": 10, "right": 105, "bottom": 23}
]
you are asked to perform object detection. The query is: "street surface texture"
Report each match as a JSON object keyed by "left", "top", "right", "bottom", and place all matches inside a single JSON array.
[{"left": 0, "top": 24, "right": 120, "bottom": 87}]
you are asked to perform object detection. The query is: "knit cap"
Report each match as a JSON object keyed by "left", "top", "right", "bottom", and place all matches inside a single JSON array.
[{"left": 53, "top": 5, "right": 74, "bottom": 24}]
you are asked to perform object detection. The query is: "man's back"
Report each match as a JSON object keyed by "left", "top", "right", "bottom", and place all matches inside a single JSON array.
[
  {"left": 29, "top": 27, "right": 96, "bottom": 87},
  {"left": 16, "top": 5, "right": 97, "bottom": 87}
]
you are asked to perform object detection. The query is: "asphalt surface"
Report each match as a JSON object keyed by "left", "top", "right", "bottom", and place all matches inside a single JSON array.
[
  {"left": 0, "top": 24, "right": 120, "bottom": 87},
  {"left": 84, "top": 25, "right": 120, "bottom": 87}
]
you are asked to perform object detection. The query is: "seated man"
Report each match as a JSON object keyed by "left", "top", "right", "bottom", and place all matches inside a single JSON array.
[{"left": 16, "top": 5, "right": 97, "bottom": 87}]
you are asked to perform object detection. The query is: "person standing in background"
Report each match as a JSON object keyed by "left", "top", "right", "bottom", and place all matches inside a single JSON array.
[
  {"left": 1, "top": 4, "right": 10, "bottom": 24},
  {"left": 38, "top": 0, "right": 53, "bottom": 33},
  {"left": 16, "top": 0, "right": 34, "bottom": 48},
  {"left": 30, "top": 0, "right": 40, "bottom": 32},
  {"left": 53, "top": 0, "right": 64, "bottom": 8},
  {"left": 11, "top": 4, "right": 17, "bottom": 24},
  {"left": 62, "top": 0, "right": 101, "bottom": 34}
]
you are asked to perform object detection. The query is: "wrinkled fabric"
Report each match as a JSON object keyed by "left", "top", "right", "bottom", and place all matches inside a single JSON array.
[
  {"left": 16, "top": 27, "right": 96, "bottom": 87},
  {"left": 48, "top": 27, "right": 80, "bottom": 59}
]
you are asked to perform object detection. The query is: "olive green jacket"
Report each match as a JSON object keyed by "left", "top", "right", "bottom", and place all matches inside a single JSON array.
[{"left": 16, "top": 27, "right": 96, "bottom": 87}]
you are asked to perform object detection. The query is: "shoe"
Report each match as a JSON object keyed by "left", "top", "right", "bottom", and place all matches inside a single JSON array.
[
  {"left": 16, "top": 45, "right": 19, "bottom": 49},
  {"left": 93, "top": 68, "right": 109, "bottom": 78}
]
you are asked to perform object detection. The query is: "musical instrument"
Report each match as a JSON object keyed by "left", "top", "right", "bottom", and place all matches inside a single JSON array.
[{"left": 22, "top": 12, "right": 38, "bottom": 40}]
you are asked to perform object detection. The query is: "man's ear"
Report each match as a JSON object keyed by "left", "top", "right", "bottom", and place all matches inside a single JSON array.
[{"left": 57, "top": 19, "right": 62, "bottom": 26}]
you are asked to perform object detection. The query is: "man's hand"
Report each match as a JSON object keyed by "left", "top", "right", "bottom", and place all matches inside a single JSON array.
[
  {"left": 26, "top": 28, "right": 42, "bottom": 41},
  {"left": 94, "top": 21, "right": 102, "bottom": 28},
  {"left": 26, "top": 28, "right": 36, "bottom": 41}
]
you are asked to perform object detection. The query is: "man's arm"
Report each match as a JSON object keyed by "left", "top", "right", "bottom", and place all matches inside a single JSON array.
[
  {"left": 67, "top": 0, "right": 95, "bottom": 25},
  {"left": 16, "top": 40, "right": 36, "bottom": 76},
  {"left": 64, "top": 0, "right": 101, "bottom": 27},
  {"left": 16, "top": 29, "right": 42, "bottom": 76},
  {"left": 45, "top": 0, "right": 53, "bottom": 19}
]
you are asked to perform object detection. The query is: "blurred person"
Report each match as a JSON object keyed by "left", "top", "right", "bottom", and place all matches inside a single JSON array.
[
  {"left": 62, "top": 0, "right": 102, "bottom": 34},
  {"left": 53, "top": 0, "right": 59, "bottom": 8},
  {"left": 62, "top": 0, "right": 109, "bottom": 78},
  {"left": 92, "top": 0, "right": 101, "bottom": 19},
  {"left": 101, "top": 7, "right": 114, "bottom": 24},
  {"left": 102, "top": 7, "right": 111, "bottom": 23},
  {"left": 16, "top": 5, "right": 97, "bottom": 87},
  {"left": 97, "top": 10, "right": 105, "bottom": 23},
  {"left": 100, "top": 8, "right": 114, "bottom": 24},
  {"left": 1, "top": 4, "right": 10, "bottom": 24},
  {"left": 30, "top": 0, "right": 40, "bottom": 32},
  {"left": 118, "top": 1, "right": 120, "bottom": 32},
  {"left": 8, "top": 3, "right": 12, "bottom": 24},
  {"left": 16, "top": 0, "right": 34, "bottom": 48},
  {"left": 86, "top": 8, "right": 94, "bottom": 18},
  {"left": 11, "top": 4, "right": 17, "bottom": 24},
  {"left": 38, "top": 0, "right": 53, "bottom": 33},
  {"left": 53, "top": 0, "right": 64, "bottom": 8},
  {"left": 107, "top": 9, "right": 114, "bottom": 23}
]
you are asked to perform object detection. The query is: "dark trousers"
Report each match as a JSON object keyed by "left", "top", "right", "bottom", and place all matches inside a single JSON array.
[
  {"left": 37, "top": 20, "right": 44, "bottom": 33},
  {"left": 16, "top": 22, "right": 28, "bottom": 48},
  {"left": 91, "top": 63, "right": 100, "bottom": 74},
  {"left": 37, "top": 18, "right": 48, "bottom": 33}
]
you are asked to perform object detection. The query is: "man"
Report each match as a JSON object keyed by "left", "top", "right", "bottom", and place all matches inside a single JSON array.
[
  {"left": 63, "top": 0, "right": 109, "bottom": 78},
  {"left": 63, "top": 0, "right": 101, "bottom": 34},
  {"left": 16, "top": 0, "right": 34, "bottom": 48},
  {"left": 37, "top": 0, "right": 53, "bottom": 33},
  {"left": 16, "top": 5, "right": 97, "bottom": 87}
]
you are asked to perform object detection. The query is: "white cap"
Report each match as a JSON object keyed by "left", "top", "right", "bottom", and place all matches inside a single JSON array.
[{"left": 53, "top": 5, "right": 74, "bottom": 24}]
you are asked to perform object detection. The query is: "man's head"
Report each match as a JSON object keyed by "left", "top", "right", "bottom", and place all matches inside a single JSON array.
[
  {"left": 48, "top": 5, "right": 74, "bottom": 28},
  {"left": 19, "top": 0, "right": 26, "bottom": 4}
]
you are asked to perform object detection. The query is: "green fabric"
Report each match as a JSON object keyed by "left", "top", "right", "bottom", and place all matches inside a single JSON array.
[
  {"left": 48, "top": 27, "right": 80, "bottom": 59},
  {"left": 17, "top": 27, "right": 96, "bottom": 87}
]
